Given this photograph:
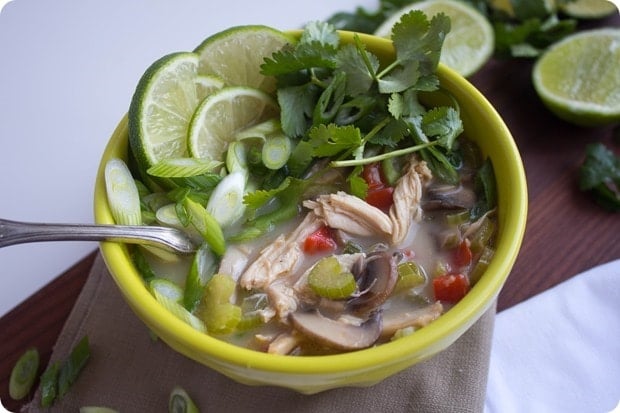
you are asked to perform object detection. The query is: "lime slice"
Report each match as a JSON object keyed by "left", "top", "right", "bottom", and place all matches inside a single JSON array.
[
  {"left": 532, "top": 28, "right": 620, "bottom": 126},
  {"left": 374, "top": 0, "right": 494, "bottom": 77},
  {"left": 488, "top": 0, "right": 556, "bottom": 18},
  {"left": 188, "top": 86, "right": 279, "bottom": 161},
  {"left": 128, "top": 52, "right": 200, "bottom": 169},
  {"left": 195, "top": 74, "right": 225, "bottom": 100},
  {"left": 194, "top": 25, "right": 293, "bottom": 93},
  {"left": 559, "top": 0, "right": 618, "bottom": 19}
]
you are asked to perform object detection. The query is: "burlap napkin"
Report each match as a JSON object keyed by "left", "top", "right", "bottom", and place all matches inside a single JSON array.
[{"left": 26, "top": 253, "right": 495, "bottom": 413}]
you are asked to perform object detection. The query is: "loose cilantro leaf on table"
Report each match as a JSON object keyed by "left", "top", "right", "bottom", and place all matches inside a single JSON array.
[{"left": 579, "top": 143, "right": 620, "bottom": 212}]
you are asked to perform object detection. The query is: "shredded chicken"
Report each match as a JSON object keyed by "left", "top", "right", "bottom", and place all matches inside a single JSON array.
[
  {"left": 380, "top": 301, "right": 443, "bottom": 339},
  {"left": 265, "top": 280, "right": 298, "bottom": 321},
  {"left": 303, "top": 191, "right": 392, "bottom": 239},
  {"left": 267, "top": 332, "right": 303, "bottom": 355},
  {"left": 238, "top": 213, "right": 323, "bottom": 290},
  {"left": 388, "top": 157, "right": 432, "bottom": 245}
]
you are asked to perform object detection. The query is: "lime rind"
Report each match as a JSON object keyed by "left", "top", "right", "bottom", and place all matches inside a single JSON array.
[
  {"left": 533, "top": 28, "right": 620, "bottom": 126},
  {"left": 128, "top": 52, "right": 200, "bottom": 169},
  {"left": 194, "top": 25, "right": 293, "bottom": 93},
  {"left": 374, "top": 0, "right": 494, "bottom": 77}
]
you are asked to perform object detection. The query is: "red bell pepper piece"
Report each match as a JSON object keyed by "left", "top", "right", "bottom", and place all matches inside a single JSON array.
[
  {"left": 454, "top": 239, "right": 473, "bottom": 267},
  {"left": 433, "top": 273, "right": 470, "bottom": 303},
  {"left": 362, "top": 163, "right": 394, "bottom": 210},
  {"left": 303, "top": 226, "right": 337, "bottom": 254}
]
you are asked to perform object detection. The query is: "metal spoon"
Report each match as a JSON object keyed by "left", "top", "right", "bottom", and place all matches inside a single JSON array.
[{"left": 0, "top": 218, "right": 197, "bottom": 254}]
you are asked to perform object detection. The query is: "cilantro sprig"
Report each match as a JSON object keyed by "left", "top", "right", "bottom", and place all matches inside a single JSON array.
[{"left": 236, "top": 13, "right": 467, "bottom": 240}]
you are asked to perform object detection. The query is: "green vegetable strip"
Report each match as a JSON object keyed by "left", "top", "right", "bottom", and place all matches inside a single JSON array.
[
  {"left": 183, "top": 198, "right": 226, "bottom": 256},
  {"left": 147, "top": 158, "right": 222, "bottom": 178},
  {"left": 40, "top": 361, "right": 60, "bottom": 407},
  {"left": 58, "top": 335, "right": 90, "bottom": 398},
  {"left": 9, "top": 347, "right": 39, "bottom": 400}
]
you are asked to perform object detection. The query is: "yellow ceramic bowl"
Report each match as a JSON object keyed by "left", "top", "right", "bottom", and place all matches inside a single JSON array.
[{"left": 94, "top": 31, "right": 527, "bottom": 394}]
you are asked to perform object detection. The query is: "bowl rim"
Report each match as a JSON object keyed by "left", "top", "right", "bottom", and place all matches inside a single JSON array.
[{"left": 94, "top": 31, "right": 527, "bottom": 376}]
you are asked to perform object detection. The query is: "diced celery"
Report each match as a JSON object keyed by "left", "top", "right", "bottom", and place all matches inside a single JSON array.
[
  {"left": 470, "top": 246, "right": 495, "bottom": 284},
  {"left": 445, "top": 210, "right": 470, "bottom": 226},
  {"left": 470, "top": 216, "right": 496, "bottom": 253},
  {"left": 308, "top": 257, "right": 356, "bottom": 300},
  {"left": 394, "top": 261, "right": 427, "bottom": 293}
]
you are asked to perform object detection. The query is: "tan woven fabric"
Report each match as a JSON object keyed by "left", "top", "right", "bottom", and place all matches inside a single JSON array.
[{"left": 27, "top": 253, "right": 495, "bottom": 413}]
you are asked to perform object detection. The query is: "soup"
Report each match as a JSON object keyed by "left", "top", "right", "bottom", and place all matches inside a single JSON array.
[{"left": 111, "top": 19, "right": 498, "bottom": 355}]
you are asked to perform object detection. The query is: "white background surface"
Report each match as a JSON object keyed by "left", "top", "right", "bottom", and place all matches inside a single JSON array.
[{"left": 0, "top": 0, "right": 376, "bottom": 317}]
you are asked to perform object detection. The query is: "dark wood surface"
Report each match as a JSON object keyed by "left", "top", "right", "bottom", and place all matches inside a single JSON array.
[{"left": 2, "top": 14, "right": 619, "bottom": 412}]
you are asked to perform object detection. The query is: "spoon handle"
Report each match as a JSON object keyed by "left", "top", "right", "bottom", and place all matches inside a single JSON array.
[{"left": 0, "top": 218, "right": 196, "bottom": 253}]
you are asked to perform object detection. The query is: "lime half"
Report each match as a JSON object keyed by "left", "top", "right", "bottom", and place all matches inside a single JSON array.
[
  {"left": 188, "top": 86, "right": 279, "bottom": 161},
  {"left": 194, "top": 25, "right": 293, "bottom": 93},
  {"left": 533, "top": 28, "right": 620, "bottom": 126},
  {"left": 559, "top": 0, "right": 618, "bottom": 19},
  {"left": 128, "top": 52, "right": 200, "bottom": 169},
  {"left": 374, "top": 0, "right": 494, "bottom": 77}
]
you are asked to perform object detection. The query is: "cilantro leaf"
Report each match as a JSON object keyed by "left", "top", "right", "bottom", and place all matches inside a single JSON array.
[
  {"left": 261, "top": 42, "right": 338, "bottom": 76},
  {"left": 391, "top": 11, "right": 450, "bottom": 75},
  {"left": 277, "top": 84, "right": 319, "bottom": 137},
  {"left": 300, "top": 21, "right": 340, "bottom": 47},
  {"left": 313, "top": 71, "right": 347, "bottom": 125},
  {"left": 579, "top": 143, "right": 620, "bottom": 212},
  {"left": 421, "top": 106, "right": 463, "bottom": 150},
  {"left": 378, "top": 60, "right": 420, "bottom": 93},
  {"left": 335, "top": 44, "right": 378, "bottom": 96},
  {"left": 308, "top": 124, "right": 362, "bottom": 157}
]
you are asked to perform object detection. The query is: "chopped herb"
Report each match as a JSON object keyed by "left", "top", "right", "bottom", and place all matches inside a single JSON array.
[{"left": 579, "top": 143, "right": 620, "bottom": 212}]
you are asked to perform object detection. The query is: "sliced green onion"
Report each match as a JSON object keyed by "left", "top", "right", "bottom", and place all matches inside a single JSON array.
[
  {"left": 58, "top": 335, "right": 90, "bottom": 398},
  {"left": 226, "top": 141, "right": 248, "bottom": 176},
  {"left": 394, "top": 261, "right": 427, "bottom": 293},
  {"left": 262, "top": 134, "right": 292, "bottom": 170},
  {"left": 40, "top": 361, "right": 60, "bottom": 407},
  {"left": 308, "top": 257, "right": 356, "bottom": 300},
  {"left": 470, "top": 246, "right": 495, "bottom": 284},
  {"left": 206, "top": 171, "right": 247, "bottom": 228},
  {"left": 183, "top": 198, "right": 225, "bottom": 256},
  {"left": 446, "top": 210, "right": 470, "bottom": 226},
  {"left": 147, "top": 158, "right": 222, "bottom": 178},
  {"left": 183, "top": 244, "right": 217, "bottom": 311},
  {"left": 235, "top": 118, "right": 281, "bottom": 141},
  {"left": 469, "top": 216, "right": 496, "bottom": 254},
  {"left": 79, "top": 407, "right": 120, "bottom": 413},
  {"left": 105, "top": 158, "right": 142, "bottom": 225},
  {"left": 152, "top": 289, "right": 207, "bottom": 333},
  {"left": 9, "top": 347, "right": 39, "bottom": 400},
  {"left": 150, "top": 278, "right": 184, "bottom": 304},
  {"left": 169, "top": 386, "right": 200, "bottom": 413}
]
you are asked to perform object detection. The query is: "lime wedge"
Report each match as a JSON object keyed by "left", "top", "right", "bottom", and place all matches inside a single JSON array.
[
  {"left": 188, "top": 86, "right": 279, "bottom": 161},
  {"left": 559, "top": 0, "right": 618, "bottom": 19},
  {"left": 194, "top": 25, "right": 293, "bottom": 93},
  {"left": 532, "top": 28, "right": 620, "bottom": 126},
  {"left": 374, "top": 0, "right": 494, "bottom": 77},
  {"left": 128, "top": 52, "right": 200, "bottom": 169}
]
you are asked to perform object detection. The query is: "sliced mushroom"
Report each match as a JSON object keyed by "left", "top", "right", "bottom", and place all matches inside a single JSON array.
[
  {"left": 348, "top": 251, "right": 398, "bottom": 314},
  {"left": 289, "top": 310, "right": 382, "bottom": 351},
  {"left": 424, "top": 184, "right": 476, "bottom": 210}
]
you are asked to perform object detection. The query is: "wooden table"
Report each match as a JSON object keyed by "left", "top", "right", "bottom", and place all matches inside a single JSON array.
[{"left": 2, "top": 14, "right": 619, "bottom": 412}]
